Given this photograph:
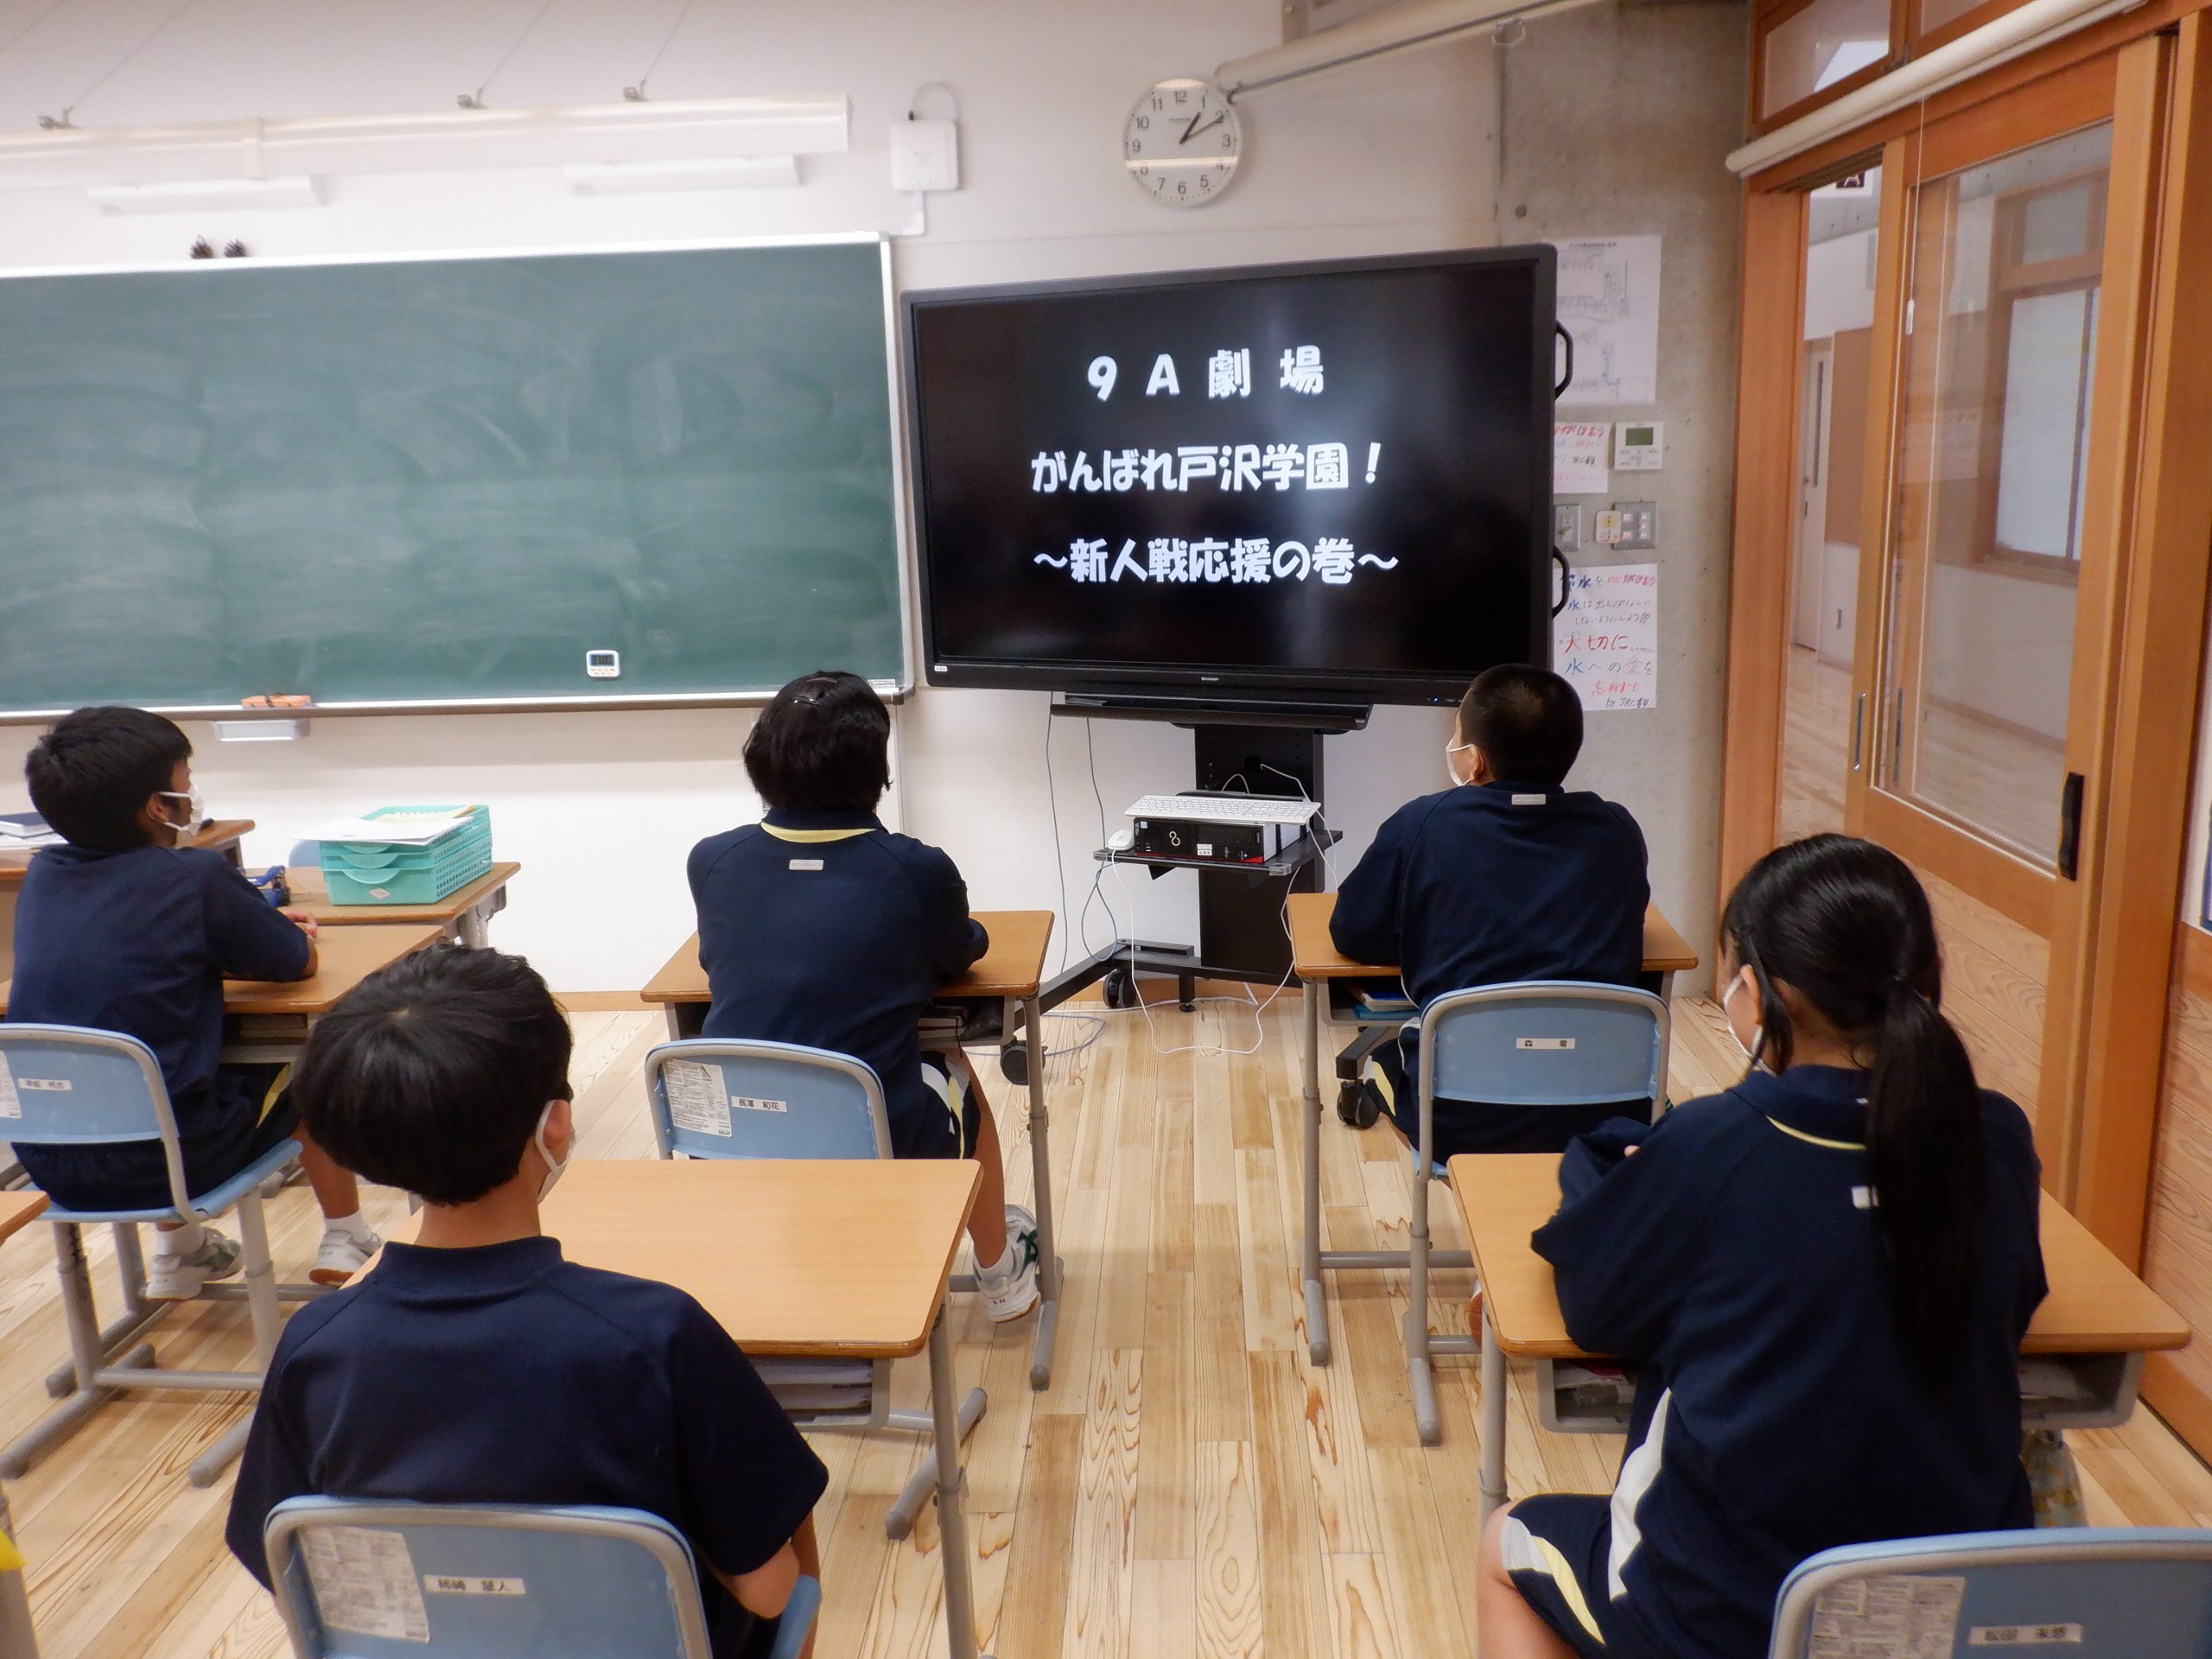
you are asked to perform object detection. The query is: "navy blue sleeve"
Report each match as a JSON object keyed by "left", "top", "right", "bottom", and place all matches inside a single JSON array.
[
  {"left": 1531, "top": 1101, "right": 1730, "bottom": 1359},
  {"left": 223, "top": 1329, "right": 321, "bottom": 1586},
  {"left": 194, "top": 853, "right": 311, "bottom": 983},
  {"left": 911, "top": 844, "right": 988, "bottom": 984},
  {"left": 1330, "top": 800, "right": 1417, "bottom": 965},
  {"left": 670, "top": 1301, "right": 829, "bottom": 1576}
]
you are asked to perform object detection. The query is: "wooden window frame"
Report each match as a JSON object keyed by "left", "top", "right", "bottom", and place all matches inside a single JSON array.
[{"left": 1751, "top": 0, "right": 1910, "bottom": 137}]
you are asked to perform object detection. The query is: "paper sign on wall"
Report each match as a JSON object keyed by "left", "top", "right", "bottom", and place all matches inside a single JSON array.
[
  {"left": 1554, "top": 563, "right": 1658, "bottom": 712},
  {"left": 664, "top": 1060, "right": 734, "bottom": 1138},
  {"left": 1553, "top": 423, "right": 1611, "bottom": 494},
  {"left": 1808, "top": 1575, "right": 1965, "bottom": 1659},
  {"left": 301, "top": 1526, "right": 431, "bottom": 1643},
  {"left": 1554, "top": 235, "right": 1662, "bottom": 407}
]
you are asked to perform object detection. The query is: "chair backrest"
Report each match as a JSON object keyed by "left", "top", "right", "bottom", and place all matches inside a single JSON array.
[
  {"left": 644, "top": 1039, "right": 891, "bottom": 1160},
  {"left": 0, "top": 1025, "right": 192, "bottom": 1205},
  {"left": 1770, "top": 1529, "right": 2212, "bottom": 1659},
  {"left": 265, "top": 1497, "right": 711, "bottom": 1659},
  {"left": 1419, "top": 982, "right": 1668, "bottom": 1109}
]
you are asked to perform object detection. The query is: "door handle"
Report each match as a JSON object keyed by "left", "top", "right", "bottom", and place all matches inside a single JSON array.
[
  {"left": 2057, "top": 771, "right": 2085, "bottom": 881},
  {"left": 1850, "top": 692, "right": 1867, "bottom": 772}
]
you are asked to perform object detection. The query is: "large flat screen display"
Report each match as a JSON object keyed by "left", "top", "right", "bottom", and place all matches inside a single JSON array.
[{"left": 903, "top": 247, "right": 1557, "bottom": 706}]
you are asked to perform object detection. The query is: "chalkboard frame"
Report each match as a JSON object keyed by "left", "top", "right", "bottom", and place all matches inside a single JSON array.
[{"left": 0, "top": 232, "right": 912, "bottom": 721}]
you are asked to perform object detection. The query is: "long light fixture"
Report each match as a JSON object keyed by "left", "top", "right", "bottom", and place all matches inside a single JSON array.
[
  {"left": 87, "top": 174, "right": 325, "bottom": 213},
  {"left": 562, "top": 155, "right": 801, "bottom": 194},
  {"left": 0, "top": 96, "right": 848, "bottom": 192}
]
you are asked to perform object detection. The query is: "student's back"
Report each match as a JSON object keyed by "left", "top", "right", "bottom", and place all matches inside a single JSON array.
[{"left": 1530, "top": 1071, "right": 2043, "bottom": 1659}]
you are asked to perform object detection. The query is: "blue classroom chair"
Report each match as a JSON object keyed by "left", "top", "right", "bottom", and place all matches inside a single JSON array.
[
  {"left": 1770, "top": 1528, "right": 2212, "bottom": 1658},
  {"left": 264, "top": 1497, "right": 820, "bottom": 1659},
  {"left": 643, "top": 1038, "right": 986, "bottom": 1542},
  {"left": 1406, "top": 982, "right": 1669, "bottom": 1446},
  {"left": 0, "top": 1023, "right": 302, "bottom": 1486}
]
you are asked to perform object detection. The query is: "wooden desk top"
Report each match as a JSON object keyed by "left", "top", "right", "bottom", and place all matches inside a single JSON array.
[
  {"left": 0, "top": 921, "right": 442, "bottom": 1019},
  {"left": 1285, "top": 890, "right": 1699, "bottom": 981},
  {"left": 1450, "top": 1153, "right": 2192, "bottom": 1360},
  {"left": 531, "top": 1159, "right": 980, "bottom": 1357},
  {"left": 0, "top": 1192, "right": 48, "bottom": 1249},
  {"left": 285, "top": 861, "right": 521, "bottom": 925},
  {"left": 641, "top": 909, "right": 1056, "bottom": 1006},
  {"left": 0, "top": 819, "right": 253, "bottom": 891}
]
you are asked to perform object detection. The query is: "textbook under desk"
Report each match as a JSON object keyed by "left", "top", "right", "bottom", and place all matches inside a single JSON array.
[
  {"left": 530, "top": 1159, "right": 995, "bottom": 1659},
  {"left": 641, "top": 911, "right": 1070, "bottom": 1389},
  {"left": 1452, "top": 1152, "right": 2193, "bottom": 1522},
  {"left": 1283, "top": 889, "right": 1700, "bottom": 1367},
  {"left": 0, "top": 818, "right": 251, "bottom": 982}
]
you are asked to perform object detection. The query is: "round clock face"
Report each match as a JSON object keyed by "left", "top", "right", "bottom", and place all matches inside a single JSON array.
[{"left": 1122, "top": 78, "right": 1241, "bottom": 208}]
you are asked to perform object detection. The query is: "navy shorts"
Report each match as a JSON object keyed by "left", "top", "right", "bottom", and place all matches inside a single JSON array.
[
  {"left": 1363, "top": 1039, "right": 1648, "bottom": 1161},
  {"left": 1500, "top": 1494, "right": 1617, "bottom": 1659},
  {"left": 891, "top": 1052, "right": 982, "bottom": 1160},
  {"left": 16, "top": 1063, "right": 297, "bottom": 1214}
]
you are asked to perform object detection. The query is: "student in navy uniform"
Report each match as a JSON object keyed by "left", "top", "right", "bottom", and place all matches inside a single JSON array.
[
  {"left": 688, "top": 671, "right": 1039, "bottom": 1322},
  {"left": 1330, "top": 664, "right": 1650, "bottom": 1159},
  {"left": 6, "top": 706, "right": 378, "bottom": 1294},
  {"left": 1478, "top": 835, "right": 2046, "bottom": 1659},
  {"left": 225, "top": 947, "right": 826, "bottom": 1659}
]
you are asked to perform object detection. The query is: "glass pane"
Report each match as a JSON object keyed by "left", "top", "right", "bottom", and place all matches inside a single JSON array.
[
  {"left": 1763, "top": 0, "right": 1891, "bottom": 118},
  {"left": 1781, "top": 168, "right": 1882, "bottom": 842},
  {"left": 1918, "top": 0, "right": 1984, "bottom": 35},
  {"left": 1881, "top": 124, "right": 2112, "bottom": 866}
]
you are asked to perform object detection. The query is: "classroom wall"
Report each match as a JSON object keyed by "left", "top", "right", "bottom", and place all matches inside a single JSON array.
[{"left": 0, "top": 0, "right": 1742, "bottom": 993}]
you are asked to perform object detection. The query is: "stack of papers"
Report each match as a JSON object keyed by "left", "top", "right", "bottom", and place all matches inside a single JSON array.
[
  {"left": 312, "top": 807, "right": 480, "bottom": 846},
  {"left": 0, "top": 811, "right": 60, "bottom": 848}
]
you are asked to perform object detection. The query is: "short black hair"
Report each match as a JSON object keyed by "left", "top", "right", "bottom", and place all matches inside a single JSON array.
[
  {"left": 742, "top": 670, "right": 891, "bottom": 812},
  {"left": 1458, "top": 664, "right": 1584, "bottom": 785},
  {"left": 26, "top": 705, "right": 192, "bottom": 852},
  {"left": 290, "top": 946, "right": 574, "bottom": 1206}
]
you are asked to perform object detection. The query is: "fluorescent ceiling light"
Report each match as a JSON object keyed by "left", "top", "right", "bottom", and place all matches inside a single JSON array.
[
  {"left": 562, "top": 154, "right": 800, "bottom": 194},
  {"left": 88, "top": 174, "right": 325, "bottom": 213}
]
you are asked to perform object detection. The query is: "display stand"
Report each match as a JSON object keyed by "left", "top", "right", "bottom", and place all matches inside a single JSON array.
[{"left": 1035, "top": 698, "right": 1363, "bottom": 1019}]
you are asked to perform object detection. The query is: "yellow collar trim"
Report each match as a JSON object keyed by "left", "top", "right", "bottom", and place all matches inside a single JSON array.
[
  {"left": 1764, "top": 1115, "right": 1866, "bottom": 1152},
  {"left": 760, "top": 824, "right": 876, "bottom": 843}
]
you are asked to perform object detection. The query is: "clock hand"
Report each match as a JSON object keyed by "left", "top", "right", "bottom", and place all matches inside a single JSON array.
[
  {"left": 1186, "top": 112, "right": 1227, "bottom": 142},
  {"left": 1179, "top": 109, "right": 1203, "bottom": 144}
]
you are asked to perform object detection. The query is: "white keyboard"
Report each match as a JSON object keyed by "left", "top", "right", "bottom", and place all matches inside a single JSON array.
[{"left": 1125, "top": 792, "right": 1320, "bottom": 827}]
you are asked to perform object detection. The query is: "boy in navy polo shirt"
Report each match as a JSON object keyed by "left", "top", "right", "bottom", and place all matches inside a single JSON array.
[
  {"left": 226, "top": 947, "right": 826, "bottom": 1659},
  {"left": 7, "top": 706, "right": 378, "bottom": 1294},
  {"left": 1330, "top": 664, "right": 1650, "bottom": 1160},
  {"left": 688, "top": 670, "right": 1039, "bottom": 1322}
]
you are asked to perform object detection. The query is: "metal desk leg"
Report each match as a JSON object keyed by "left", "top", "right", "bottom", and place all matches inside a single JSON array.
[
  {"left": 929, "top": 1300, "right": 988, "bottom": 1659},
  {"left": 0, "top": 1484, "right": 35, "bottom": 1658},
  {"left": 1024, "top": 995, "right": 1063, "bottom": 1389},
  {"left": 1479, "top": 1305, "right": 1507, "bottom": 1524},
  {"left": 1301, "top": 977, "right": 1330, "bottom": 1365},
  {"left": 1656, "top": 970, "right": 1676, "bottom": 1109}
]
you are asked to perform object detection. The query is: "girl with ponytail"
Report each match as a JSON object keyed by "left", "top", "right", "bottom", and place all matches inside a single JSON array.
[{"left": 1478, "top": 835, "right": 2047, "bottom": 1659}]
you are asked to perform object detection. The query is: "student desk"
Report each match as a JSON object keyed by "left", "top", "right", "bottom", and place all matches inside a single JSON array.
[
  {"left": 642, "top": 910, "right": 1070, "bottom": 1389},
  {"left": 1452, "top": 1153, "right": 2194, "bottom": 1522},
  {"left": 0, "top": 819, "right": 251, "bottom": 983},
  {"left": 536, "top": 1159, "right": 994, "bottom": 1659},
  {"left": 0, "top": 1191, "right": 48, "bottom": 1659},
  {"left": 1284, "top": 890, "right": 1699, "bottom": 1367},
  {"left": 283, "top": 861, "right": 520, "bottom": 948}
]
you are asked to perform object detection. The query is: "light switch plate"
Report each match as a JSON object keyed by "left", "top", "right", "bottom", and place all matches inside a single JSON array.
[
  {"left": 1611, "top": 500, "right": 1658, "bottom": 550},
  {"left": 1553, "top": 503, "right": 1582, "bottom": 553}
]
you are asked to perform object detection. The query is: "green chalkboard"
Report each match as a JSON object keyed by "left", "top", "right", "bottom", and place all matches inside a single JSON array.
[{"left": 0, "top": 238, "right": 905, "bottom": 714}]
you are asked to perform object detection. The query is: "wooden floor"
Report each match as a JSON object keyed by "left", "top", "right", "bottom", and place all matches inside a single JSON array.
[{"left": 7, "top": 997, "right": 2212, "bottom": 1659}]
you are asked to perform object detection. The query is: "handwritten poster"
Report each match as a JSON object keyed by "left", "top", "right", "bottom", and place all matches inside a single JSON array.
[
  {"left": 1553, "top": 423, "right": 1611, "bottom": 494},
  {"left": 1554, "top": 563, "right": 1658, "bottom": 711},
  {"left": 1554, "top": 235, "right": 1662, "bottom": 407}
]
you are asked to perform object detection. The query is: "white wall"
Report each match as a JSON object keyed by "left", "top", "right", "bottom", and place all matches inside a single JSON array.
[{"left": 0, "top": 0, "right": 1731, "bottom": 991}]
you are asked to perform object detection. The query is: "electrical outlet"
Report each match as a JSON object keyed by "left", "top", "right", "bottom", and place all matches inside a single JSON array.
[
  {"left": 1611, "top": 500, "right": 1658, "bottom": 550},
  {"left": 1553, "top": 503, "right": 1582, "bottom": 553}
]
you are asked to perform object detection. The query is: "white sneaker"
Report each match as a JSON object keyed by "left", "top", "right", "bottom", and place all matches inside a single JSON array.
[
  {"left": 146, "top": 1230, "right": 242, "bottom": 1300},
  {"left": 311, "top": 1225, "right": 381, "bottom": 1287},
  {"left": 976, "top": 1206, "right": 1040, "bottom": 1324}
]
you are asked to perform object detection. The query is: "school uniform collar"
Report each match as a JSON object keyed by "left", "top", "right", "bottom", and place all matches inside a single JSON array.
[
  {"left": 365, "top": 1236, "right": 565, "bottom": 1298},
  {"left": 760, "top": 808, "right": 883, "bottom": 836},
  {"left": 1472, "top": 779, "right": 1565, "bottom": 799},
  {"left": 1734, "top": 1064, "right": 1871, "bottom": 1151}
]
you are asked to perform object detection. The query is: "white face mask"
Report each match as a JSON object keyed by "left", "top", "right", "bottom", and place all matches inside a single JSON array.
[
  {"left": 1722, "top": 969, "right": 1770, "bottom": 1073},
  {"left": 533, "top": 1101, "right": 571, "bottom": 1204},
  {"left": 156, "top": 787, "right": 207, "bottom": 835},
  {"left": 1443, "top": 741, "right": 1477, "bottom": 788}
]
